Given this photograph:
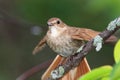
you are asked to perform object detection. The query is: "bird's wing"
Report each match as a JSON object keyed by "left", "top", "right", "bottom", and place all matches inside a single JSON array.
[
  {"left": 33, "top": 36, "right": 47, "bottom": 54},
  {"left": 70, "top": 27, "right": 117, "bottom": 43},
  {"left": 41, "top": 55, "right": 90, "bottom": 80},
  {"left": 70, "top": 27, "right": 100, "bottom": 41}
]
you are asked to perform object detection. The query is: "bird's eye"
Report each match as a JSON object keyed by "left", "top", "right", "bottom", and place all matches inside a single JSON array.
[{"left": 57, "top": 20, "right": 60, "bottom": 24}]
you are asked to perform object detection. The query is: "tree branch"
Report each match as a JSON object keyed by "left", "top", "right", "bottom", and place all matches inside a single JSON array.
[
  {"left": 16, "top": 59, "right": 53, "bottom": 80},
  {"left": 47, "top": 17, "right": 120, "bottom": 80}
]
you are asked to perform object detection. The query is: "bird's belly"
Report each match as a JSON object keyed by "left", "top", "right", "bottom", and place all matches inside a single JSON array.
[
  {"left": 56, "top": 45, "right": 78, "bottom": 57},
  {"left": 47, "top": 37, "right": 80, "bottom": 57}
]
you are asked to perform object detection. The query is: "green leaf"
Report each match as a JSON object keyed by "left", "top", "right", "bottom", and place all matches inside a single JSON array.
[
  {"left": 110, "top": 62, "right": 120, "bottom": 80},
  {"left": 114, "top": 40, "right": 120, "bottom": 63},
  {"left": 101, "top": 77, "right": 110, "bottom": 80},
  {"left": 79, "top": 65, "right": 112, "bottom": 80}
]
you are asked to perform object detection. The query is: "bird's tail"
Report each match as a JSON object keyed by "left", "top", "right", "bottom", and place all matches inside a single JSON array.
[{"left": 41, "top": 55, "right": 90, "bottom": 80}]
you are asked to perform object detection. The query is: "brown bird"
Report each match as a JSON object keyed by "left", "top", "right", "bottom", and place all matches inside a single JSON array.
[{"left": 33, "top": 18, "right": 117, "bottom": 80}]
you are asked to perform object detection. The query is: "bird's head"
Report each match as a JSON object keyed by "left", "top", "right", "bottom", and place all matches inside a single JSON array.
[{"left": 47, "top": 18, "right": 67, "bottom": 37}]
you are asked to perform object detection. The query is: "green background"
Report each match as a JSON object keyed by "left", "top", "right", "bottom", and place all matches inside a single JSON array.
[{"left": 0, "top": 0, "right": 120, "bottom": 80}]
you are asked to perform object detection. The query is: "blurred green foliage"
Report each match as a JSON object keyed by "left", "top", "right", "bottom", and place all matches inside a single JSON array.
[
  {"left": 0, "top": 0, "right": 120, "bottom": 80},
  {"left": 79, "top": 65, "right": 113, "bottom": 80},
  {"left": 79, "top": 62, "right": 120, "bottom": 80},
  {"left": 110, "top": 62, "right": 120, "bottom": 80},
  {"left": 79, "top": 40, "right": 120, "bottom": 80},
  {"left": 114, "top": 40, "right": 120, "bottom": 63}
]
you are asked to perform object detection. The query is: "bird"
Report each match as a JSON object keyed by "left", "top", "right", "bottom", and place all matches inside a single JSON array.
[{"left": 33, "top": 17, "right": 117, "bottom": 80}]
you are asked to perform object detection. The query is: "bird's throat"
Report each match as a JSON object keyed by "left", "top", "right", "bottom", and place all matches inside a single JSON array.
[{"left": 50, "top": 26, "right": 60, "bottom": 37}]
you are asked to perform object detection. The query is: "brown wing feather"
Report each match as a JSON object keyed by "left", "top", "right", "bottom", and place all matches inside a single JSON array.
[
  {"left": 70, "top": 27, "right": 100, "bottom": 41},
  {"left": 70, "top": 27, "right": 117, "bottom": 43},
  {"left": 33, "top": 36, "right": 47, "bottom": 55}
]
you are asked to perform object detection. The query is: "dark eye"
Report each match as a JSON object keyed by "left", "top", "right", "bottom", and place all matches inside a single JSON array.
[{"left": 57, "top": 20, "right": 60, "bottom": 24}]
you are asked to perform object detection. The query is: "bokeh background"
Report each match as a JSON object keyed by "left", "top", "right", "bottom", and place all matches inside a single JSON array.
[{"left": 0, "top": 0, "right": 120, "bottom": 80}]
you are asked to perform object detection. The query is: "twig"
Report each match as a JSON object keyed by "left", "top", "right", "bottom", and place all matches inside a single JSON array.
[
  {"left": 16, "top": 59, "right": 53, "bottom": 80},
  {"left": 47, "top": 17, "right": 120, "bottom": 80}
]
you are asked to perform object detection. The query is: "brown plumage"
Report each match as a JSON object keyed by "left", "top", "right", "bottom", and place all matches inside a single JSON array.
[
  {"left": 33, "top": 18, "right": 117, "bottom": 80},
  {"left": 33, "top": 18, "right": 117, "bottom": 56}
]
